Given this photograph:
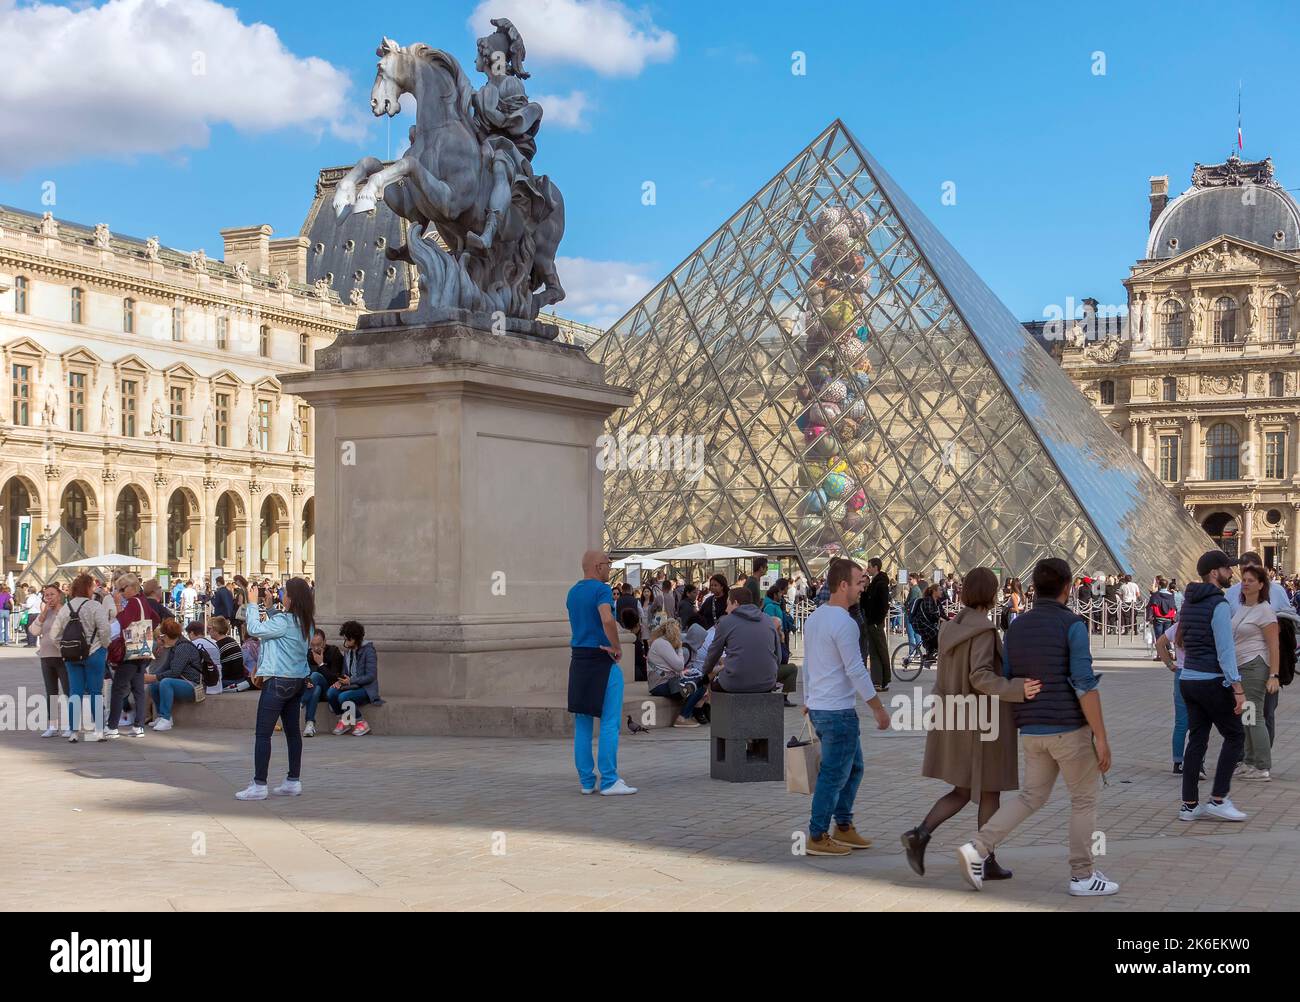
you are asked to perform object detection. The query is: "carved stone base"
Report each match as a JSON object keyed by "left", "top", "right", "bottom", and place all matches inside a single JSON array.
[
  {"left": 356, "top": 305, "right": 558, "bottom": 341},
  {"left": 281, "top": 321, "right": 633, "bottom": 733}
]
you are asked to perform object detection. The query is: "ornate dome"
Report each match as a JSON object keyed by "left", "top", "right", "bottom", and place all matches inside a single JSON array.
[{"left": 1146, "top": 154, "right": 1300, "bottom": 260}]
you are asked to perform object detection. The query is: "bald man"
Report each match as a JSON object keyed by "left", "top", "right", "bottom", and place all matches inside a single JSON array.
[{"left": 566, "top": 550, "right": 636, "bottom": 795}]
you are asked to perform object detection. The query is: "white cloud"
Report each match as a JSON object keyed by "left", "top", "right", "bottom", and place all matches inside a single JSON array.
[
  {"left": 534, "top": 91, "right": 592, "bottom": 130},
  {"left": 469, "top": 0, "right": 677, "bottom": 77},
  {"left": 0, "top": 0, "right": 361, "bottom": 175},
  {"left": 555, "top": 256, "right": 658, "bottom": 328}
]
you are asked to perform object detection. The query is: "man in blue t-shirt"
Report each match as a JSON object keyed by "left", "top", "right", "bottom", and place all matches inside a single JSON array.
[{"left": 566, "top": 550, "right": 636, "bottom": 796}]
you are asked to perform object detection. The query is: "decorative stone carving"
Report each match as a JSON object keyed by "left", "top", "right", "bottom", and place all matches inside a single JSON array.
[
  {"left": 290, "top": 483, "right": 307, "bottom": 496},
  {"left": 45, "top": 464, "right": 61, "bottom": 480},
  {"left": 1184, "top": 241, "right": 1261, "bottom": 276},
  {"left": 149, "top": 397, "right": 167, "bottom": 437},
  {"left": 190, "top": 249, "right": 208, "bottom": 273},
  {"left": 39, "top": 212, "right": 58, "bottom": 237},
  {"left": 247, "top": 410, "right": 259, "bottom": 449},
  {"left": 1287, "top": 373, "right": 1296, "bottom": 395},
  {"left": 100, "top": 387, "right": 114, "bottom": 432},
  {"left": 349, "top": 286, "right": 366, "bottom": 307},
  {"left": 93, "top": 223, "right": 111, "bottom": 249},
  {"left": 145, "top": 236, "right": 161, "bottom": 261},
  {"left": 41, "top": 387, "right": 59, "bottom": 428},
  {"left": 1147, "top": 378, "right": 1159, "bottom": 397},
  {"left": 1084, "top": 337, "right": 1123, "bottom": 363},
  {"left": 332, "top": 20, "right": 566, "bottom": 324},
  {"left": 287, "top": 415, "right": 302, "bottom": 453},
  {"left": 1191, "top": 153, "right": 1277, "bottom": 189},
  {"left": 314, "top": 278, "right": 332, "bottom": 299},
  {"left": 274, "top": 270, "right": 291, "bottom": 290},
  {"left": 248, "top": 479, "right": 263, "bottom": 496},
  {"left": 1177, "top": 376, "right": 1191, "bottom": 398},
  {"left": 1252, "top": 372, "right": 1267, "bottom": 394},
  {"left": 200, "top": 405, "right": 213, "bottom": 444},
  {"left": 101, "top": 469, "right": 118, "bottom": 484},
  {"left": 1199, "top": 373, "right": 1243, "bottom": 395},
  {"left": 203, "top": 477, "right": 219, "bottom": 491},
  {"left": 233, "top": 260, "right": 251, "bottom": 283},
  {"left": 154, "top": 472, "right": 169, "bottom": 487}
]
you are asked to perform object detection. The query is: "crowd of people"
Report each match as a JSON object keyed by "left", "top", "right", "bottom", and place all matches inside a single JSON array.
[
  {"left": 24, "top": 571, "right": 382, "bottom": 797},
  {"left": 568, "top": 543, "right": 1300, "bottom": 899}
]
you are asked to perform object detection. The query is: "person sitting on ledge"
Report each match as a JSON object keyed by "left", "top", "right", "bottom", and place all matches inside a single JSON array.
[
  {"left": 303, "top": 627, "right": 345, "bottom": 737},
  {"left": 186, "top": 620, "right": 223, "bottom": 697},
  {"left": 208, "top": 616, "right": 247, "bottom": 691},
  {"left": 646, "top": 619, "right": 709, "bottom": 729},
  {"left": 701, "top": 587, "right": 781, "bottom": 694},
  {"left": 144, "top": 619, "right": 204, "bottom": 731},
  {"left": 328, "top": 620, "right": 379, "bottom": 736}
]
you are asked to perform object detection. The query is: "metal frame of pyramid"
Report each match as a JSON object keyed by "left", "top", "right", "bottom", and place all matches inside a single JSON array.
[{"left": 590, "top": 120, "right": 1212, "bottom": 582}]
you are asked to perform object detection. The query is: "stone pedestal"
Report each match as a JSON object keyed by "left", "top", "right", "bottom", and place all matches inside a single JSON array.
[{"left": 280, "top": 320, "right": 633, "bottom": 722}]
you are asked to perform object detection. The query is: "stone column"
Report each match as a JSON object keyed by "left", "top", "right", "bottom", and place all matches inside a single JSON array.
[
  {"left": 202, "top": 478, "right": 217, "bottom": 576},
  {"left": 1189, "top": 414, "right": 1203, "bottom": 480},
  {"left": 152, "top": 472, "right": 168, "bottom": 572},
  {"left": 289, "top": 483, "right": 306, "bottom": 577},
  {"left": 1243, "top": 502, "right": 1255, "bottom": 554}
]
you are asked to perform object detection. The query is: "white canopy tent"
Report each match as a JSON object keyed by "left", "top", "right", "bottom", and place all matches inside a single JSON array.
[
  {"left": 611, "top": 554, "right": 667, "bottom": 570},
  {"left": 644, "top": 543, "right": 766, "bottom": 562},
  {"left": 58, "top": 554, "right": 153, "bottom": 569}
]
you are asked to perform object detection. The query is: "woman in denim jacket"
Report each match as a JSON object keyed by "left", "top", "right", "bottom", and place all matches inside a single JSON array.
[{"left": 235, "top": 578, "right": 313, "bottom": 801}]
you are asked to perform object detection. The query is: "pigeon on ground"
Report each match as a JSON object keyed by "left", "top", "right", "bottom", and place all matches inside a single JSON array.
[{"left": 626, "top": 715, "right": 649, "bottom": 734}]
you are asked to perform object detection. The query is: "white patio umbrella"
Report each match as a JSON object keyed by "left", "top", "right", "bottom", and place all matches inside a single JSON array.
[
  {"left": 611, "top": 554, "right": 667, "bottom": 570},
  {"left": 645, "top": 543, "right": 766, "bottom": 562},
  {"left": 58, "top": 554, "right": 152, "bottom": 569}
]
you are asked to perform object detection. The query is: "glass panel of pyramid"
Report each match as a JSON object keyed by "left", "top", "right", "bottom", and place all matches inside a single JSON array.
[{"left": 590, "top": 120, "right": 1212, "bottom": 582}]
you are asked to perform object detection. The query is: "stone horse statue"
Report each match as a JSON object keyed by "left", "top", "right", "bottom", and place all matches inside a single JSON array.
[{"left": 333, "top": 27, "right": 565, "bottom": 324}]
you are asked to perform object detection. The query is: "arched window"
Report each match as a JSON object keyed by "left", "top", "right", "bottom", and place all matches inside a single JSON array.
[
  {"left": 1269, "top": 293, "right": 1292, "bottom": 341},
  {"left": 1270, "top": 372, "right": 1285, "bottom": 397},
  {"left": 1206, "top": 423, "right": 1241, "bottom": 481},
  {"left": 14, "top": 276, "right": 29, "bottom": 315},
  {"left": 1099, "top": 380, "right": 1115, "bottom": 406},
  {"left": 1162, "top": 376, "right": 1177, "bottom": 402},
  {"left": 1159, "top": 300, "right": 1184, "bottom": 347},
  {"left": 123, "top": 298, "right": 135, "bottom": 334},
  {"left": 1213, "top": 297, "right": 1237, "bottom": 344},
  {"left": 71, "top": 287, "right": 84, "bottom": 324}
]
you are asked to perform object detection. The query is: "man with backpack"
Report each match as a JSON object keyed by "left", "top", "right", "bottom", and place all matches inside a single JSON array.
[
  {"left": 1147, "top": 578, "right": 1178, "bottom": 661},
  {"left": 50, "top": 574, "right": 113, "bottom": 742}
]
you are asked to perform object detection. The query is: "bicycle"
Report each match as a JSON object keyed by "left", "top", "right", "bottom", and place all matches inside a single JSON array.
[{"left": 890, "top": 639, "right": 936, "bottom": 682}]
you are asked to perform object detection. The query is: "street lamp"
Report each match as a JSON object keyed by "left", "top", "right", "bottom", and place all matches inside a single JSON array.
[
  {"left": 1271, "top": 523, "right": 1286, "bottom": 574},
  {"left": 284, "top": 544, "right": 292, "bottom": 576},
  {"left": 236, "top": 544, "right": 244, "bottom": 577},
  {"left": 187, "top": 543, "right": 195, "bottom": 578}
]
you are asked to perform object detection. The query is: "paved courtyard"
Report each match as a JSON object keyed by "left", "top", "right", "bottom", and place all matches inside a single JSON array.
[{"left": 3, "top": 642, "right": 1299, "bottom": 912}]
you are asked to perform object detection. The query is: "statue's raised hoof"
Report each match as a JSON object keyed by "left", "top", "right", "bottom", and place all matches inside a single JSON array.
[{"left": 353, "top": 193, "right": 378, "bottom": 215}]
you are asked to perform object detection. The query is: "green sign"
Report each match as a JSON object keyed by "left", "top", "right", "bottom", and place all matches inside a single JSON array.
[{"left": 16, "top": 516, "right": 31, "bottom": 563}]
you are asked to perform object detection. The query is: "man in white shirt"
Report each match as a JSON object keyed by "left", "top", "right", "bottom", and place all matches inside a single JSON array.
[
  {"left": 801, "top": 557, "right": 891, "bottom": 857},
  {"left": 181, "top": 580, "right": 199, "bottom": 621},
  {"left": 1119, "top": 577, "right": 1141, "bottom": 606}
]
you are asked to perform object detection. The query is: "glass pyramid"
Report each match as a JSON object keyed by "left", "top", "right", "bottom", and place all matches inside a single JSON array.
[{"left": 589, "top": 120, "right": 1212, "bottom": 582}]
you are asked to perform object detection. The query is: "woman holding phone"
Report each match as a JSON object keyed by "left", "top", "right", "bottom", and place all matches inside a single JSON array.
[{"left": 235, "top": 577, "right": 314, "bottom": 801}]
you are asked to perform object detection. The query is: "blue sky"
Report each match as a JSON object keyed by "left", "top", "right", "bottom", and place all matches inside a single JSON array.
[{"left": 2, "top": 0, "right": 1297, "bottom": 327}]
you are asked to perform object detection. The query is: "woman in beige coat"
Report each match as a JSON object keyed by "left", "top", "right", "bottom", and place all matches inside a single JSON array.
[{"left": 901, "top": 567, "right": 1040, "bottom": 879}]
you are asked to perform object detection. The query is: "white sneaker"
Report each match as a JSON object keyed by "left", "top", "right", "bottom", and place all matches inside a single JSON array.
[
  {"left": 59, "top": 729, "right": 72, "bottom": 738},
  {"left": 1178, "top": 802, "right": 1204, "bottom": 822},
  {"left": 152, "top": 718, "right": 173, "bottom": 732},
  {"left": 40, "top": 727, "right": 57, "bottom": 739},
  {"left": 580, "top": 784, "right": 597, "bottom": 794},
  {"left": 87, "top": 731, "right": 106, "bottom": 742},
  {"left": 103, "top": 729, "right": 121, "bottom": 740},
  {"left": 599, "top": 779, "right": 638, "bottom": 796},
  {"left": 1069, "top": 870, "right": 1120, "bottom": 896},
  {"left": 1201, "top": 798, "right": 1248, "bottom": 821},
  {"left": 272, "top": 779, "right": 302, "bottom": 797},
  {"left": 1238, "top": 765, "right": 1271, "bottom": 781},
  {"left": 957, "top": 842, "right": 985, "bottom": 891},
  {"left": 1233, "top": 762, "right": 1249, "bottom": 777},
  {"left": 303, "top": 721, "right": 316, "bottom": 738},
  {"left": 130, "top": 727, "right": 146, "bottom": 738},
  {"left": 672, "top": 717, "right": 700, "bottom": 728},
  {"left": 67, "top": 732, "right": 79, "bottom": 743},
  {"left": 235, "top": 782, "right": 268, "bottom": 801}
]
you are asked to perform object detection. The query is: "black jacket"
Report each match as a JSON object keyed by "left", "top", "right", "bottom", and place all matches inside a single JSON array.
[
  {"left": 861, "top": 572, "right": 891, "bottom": 626},
  {"left": 306, "top": 643, "right": 346, "bottom": 685}
]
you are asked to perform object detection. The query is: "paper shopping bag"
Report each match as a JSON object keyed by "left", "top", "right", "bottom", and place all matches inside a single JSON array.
[{"left": 785, "top": 718, "right": 821, "bottom": 795}]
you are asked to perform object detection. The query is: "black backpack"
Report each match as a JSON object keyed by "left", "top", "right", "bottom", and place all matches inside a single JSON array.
[
  {"left": 189, "top": 641, "right": 220, "bottom": 688},
  {"left": 60, "top": 599, "right": 93, "bottom": 662}
]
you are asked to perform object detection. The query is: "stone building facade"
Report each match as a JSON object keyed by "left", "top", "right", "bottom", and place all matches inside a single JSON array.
[
  {"left": 1058, "top": 154, "right": 1300, "bottom": 570},
  {"left": 0, "top": 207, "right": 358, "bottom": 581}
]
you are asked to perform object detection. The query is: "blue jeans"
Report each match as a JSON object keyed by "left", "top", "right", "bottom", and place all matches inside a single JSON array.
[
  {"left": 65, "top": 648, "right": 108, "bottom": 732},
  {"left": 302, "top": 671, "right": 329, "bottom": 722},
  {"left": 0, "top": 612, "right": 9, "bottom": 644},
  {"left": 148, "top": 677, "right": 196, "bottom": 720},
  {"left": 807, "top": 708, "right": 864, "bottom": 838},
  {"left": 255, "top": 676, "right": 305, "bottom": 784},
  {"left": 904, "top": 616, "right": 919, "bottom": 648},
  {"left": 327, "top": 686, "right": 372, "bottom": 720},
  {"left": 575, "top": 663, "right": 623, "bottom": 791},
  {"left": 1172, "top": 669, "right": 1188, "bottom": 764}
]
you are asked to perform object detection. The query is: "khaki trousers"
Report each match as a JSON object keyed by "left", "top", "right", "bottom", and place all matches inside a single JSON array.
[{"left": 972, "top": 725, "right": 1100, "bottom": 879}]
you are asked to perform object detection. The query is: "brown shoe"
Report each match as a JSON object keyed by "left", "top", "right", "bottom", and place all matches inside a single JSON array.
[
  {"left": 806, "top": 833, "right": 852, "bottom": 856},
  {"left": 830, "top": 824, "right": 873, "bottom": 850}
]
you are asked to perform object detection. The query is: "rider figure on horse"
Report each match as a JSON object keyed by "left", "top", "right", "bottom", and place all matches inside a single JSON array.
[{"left": 467, "top": 18, "right": 550, "bottom": 253}]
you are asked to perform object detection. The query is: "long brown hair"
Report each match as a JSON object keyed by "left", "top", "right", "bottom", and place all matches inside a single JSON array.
[{"left": 284, "top": 577, "right": 315, "bottom": 641}]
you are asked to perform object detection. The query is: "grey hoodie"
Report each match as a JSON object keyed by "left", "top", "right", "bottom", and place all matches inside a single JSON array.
[{"left": 702, "top": 604, "right": 780, "bottom": 693}]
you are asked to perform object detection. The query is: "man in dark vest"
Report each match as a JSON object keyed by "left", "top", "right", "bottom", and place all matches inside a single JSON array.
[
  {"left": 957, "top": 557, "right": 1117, "bottom": 896},
  {"left": 861, "top": 557, "right": 892, "bottom": 690},
  {"left": 1175, "top": 550, "right": 1247, "bottom": 821}
]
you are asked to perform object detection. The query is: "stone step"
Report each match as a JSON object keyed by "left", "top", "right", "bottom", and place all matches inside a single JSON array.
[{"left": 166, "top": 686, "right": 689, "bottom": 738}]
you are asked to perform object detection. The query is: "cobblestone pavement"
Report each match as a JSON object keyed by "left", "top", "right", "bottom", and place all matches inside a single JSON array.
[{"left": 3, "top": 642, "right": 1298, "bottom": 911}]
